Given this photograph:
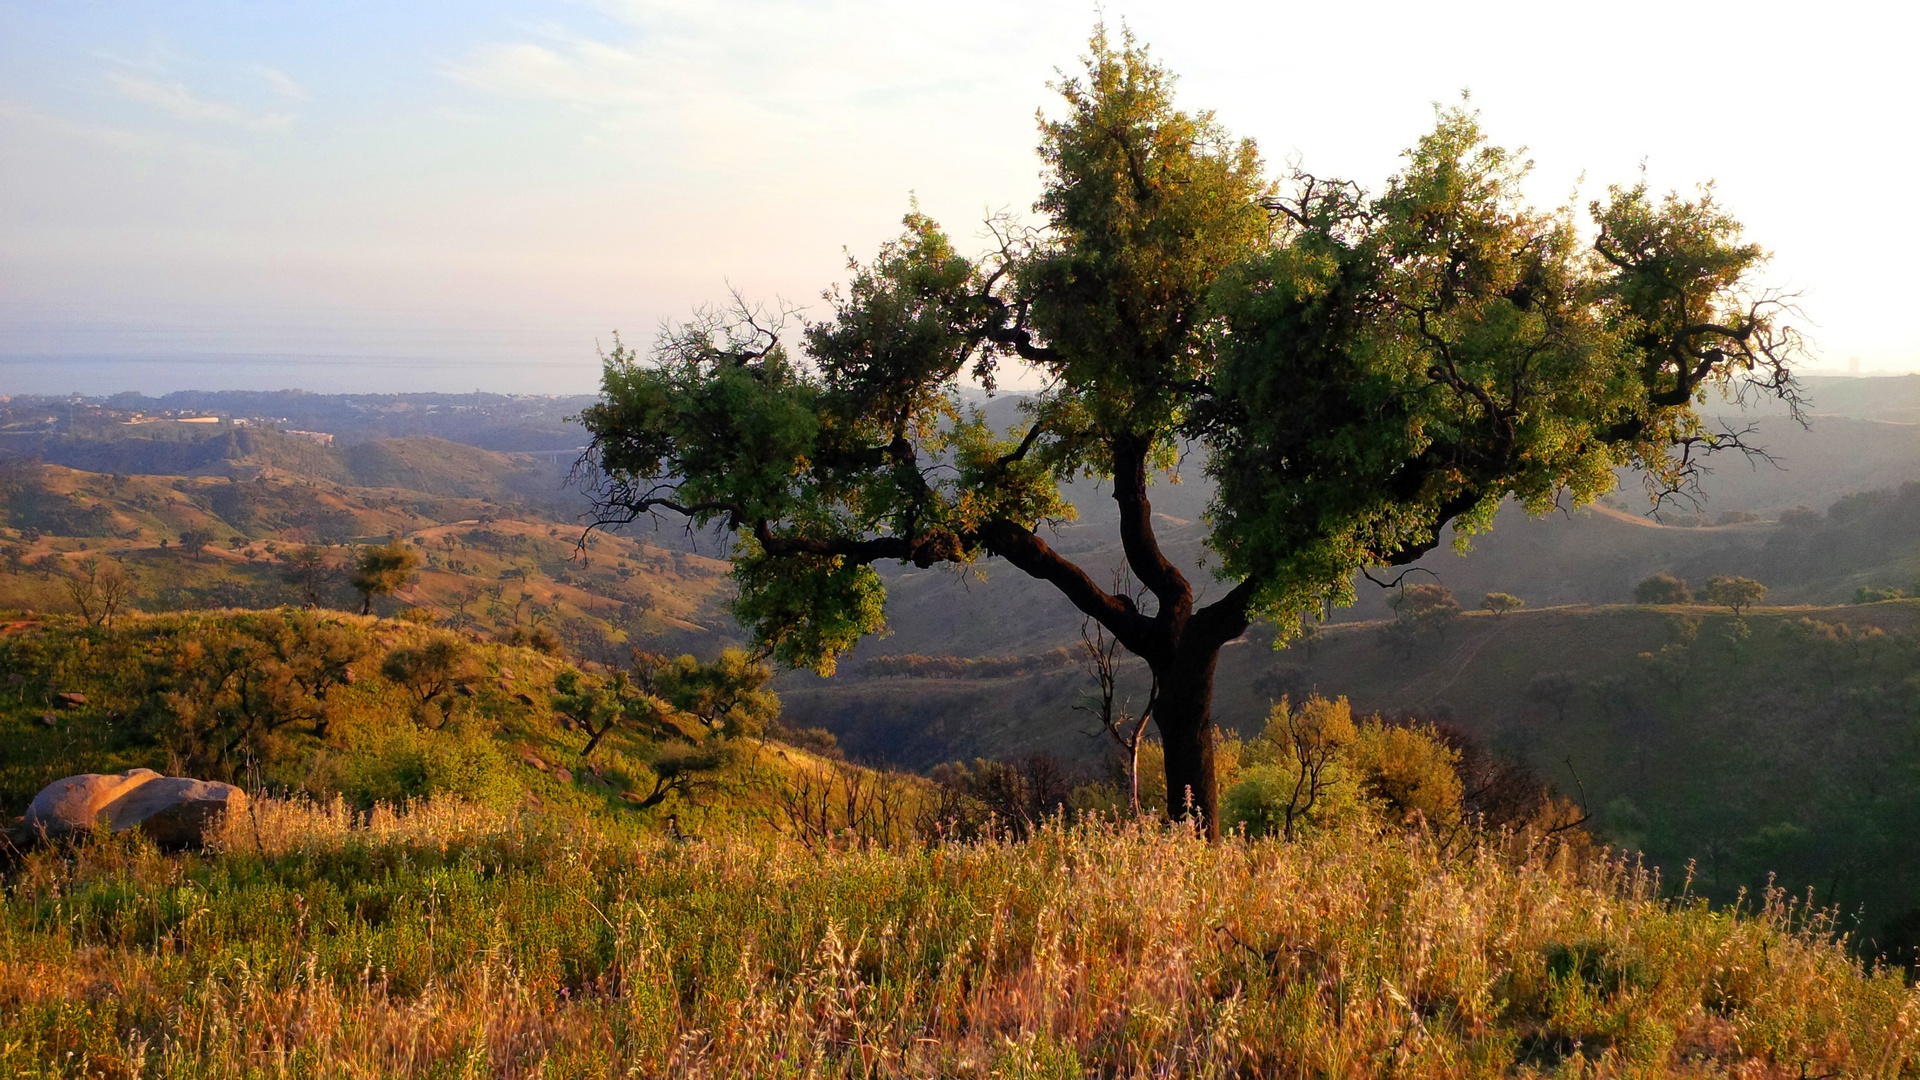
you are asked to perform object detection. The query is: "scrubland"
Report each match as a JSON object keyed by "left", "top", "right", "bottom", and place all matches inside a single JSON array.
[{"left": 3, "top": 798, "right": 1917, "bottom": 1078}]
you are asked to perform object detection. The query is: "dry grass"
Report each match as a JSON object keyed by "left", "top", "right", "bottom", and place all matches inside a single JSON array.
[{"left": 2, "top": 798, "right": 1916, "bottom": 1077}]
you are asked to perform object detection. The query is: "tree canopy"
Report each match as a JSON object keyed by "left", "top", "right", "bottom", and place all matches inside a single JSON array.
[{"left": 580, "top": 26, "right": 1801, "bottom": 835}]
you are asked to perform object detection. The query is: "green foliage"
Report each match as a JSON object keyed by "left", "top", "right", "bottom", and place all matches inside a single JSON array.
[
  {"left": 1705, "top": 574, "right": 1767, "bottom": 615},
  {"left": 1226, "top": 695, "right": 1467, "bottom": 840},
  {"left": 1205, "top": 113, "right": 1797, "bottom": 625},
  {"left": 379, "top": 637, "right": 475, "bottom": 725},
  {"left": 651, "top": 647, "right": 779, "bottom": 739},
  {"left": 1634, "top": 573, "right": 1693, "bottom": 604},
  {"left": 728, "top": 546, "right": 884, "bottom": 674},
  {"left": 350, "top": 541, "right": 419, "bottom": 615},
  {"left": 319, "top": 722, "right": 517, "bottom": 809}
]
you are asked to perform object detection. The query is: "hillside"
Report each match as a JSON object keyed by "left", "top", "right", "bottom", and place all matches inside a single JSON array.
[
  {"left": 789, "top": 599, "right": 1920, "bottom": 938},
  {"left": 0, "top": 453, "right": 741, "bottom": 663}
]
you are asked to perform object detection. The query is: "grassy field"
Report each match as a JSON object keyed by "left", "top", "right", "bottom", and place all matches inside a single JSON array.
[{"left": 3, "top": 800, "right": 1915, "bottom": 1078}]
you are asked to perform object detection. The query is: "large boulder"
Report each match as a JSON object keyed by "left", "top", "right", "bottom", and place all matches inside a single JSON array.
[{"left": 25, "top": 769, "right": 246, "bottom": 849}]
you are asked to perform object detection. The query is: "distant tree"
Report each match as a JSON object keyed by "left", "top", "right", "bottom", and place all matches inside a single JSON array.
[
  {"left": 278, "top": 545, "right": 341, "bottom": 608},
  {"left": 1706, "top": 575, "right": 1767, "bottom": 616},
  {"left": 652, "top": 647, "right": 780, "bottom": 739},
  {"left": 351, "top": 542, "right": 421, "bottom": 616},
  {"left": 178, "top": 529, "right": 213, "bottom": 561},
  {"left": 1381, "top": 585, "right": 1462, "bottom": 658},
  {"left": 1480, "top": 592, "right": 1524, "bottom": 618},
  {"left": 380, "top": 638, "right": 475, "bottom": 727},
  {"left": 64, "top": 557, "right": 131, "bottom": 628},
  {"left": 152, "top": 611, "right": 366, "bottom": 776},
  {"left": 1634, "top": 574, "right": 1693, "bottom": 605},
  {"left": 1525, "top": 671, "right": 1580, "bottom": 724},
  {"left": 1854, "top": 585, "right": 1903, "bottom": 604}
]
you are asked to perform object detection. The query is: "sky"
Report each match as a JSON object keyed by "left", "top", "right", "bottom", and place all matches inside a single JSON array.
[{"left": 1, "top": 1, "right": 1915, "bottom": 396}]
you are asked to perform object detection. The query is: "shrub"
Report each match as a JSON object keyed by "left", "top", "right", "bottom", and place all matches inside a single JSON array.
[
  {"left": 1225, "top": 696, "right": 1362, "bottom": 838},
  {"left": 318, "top": 723, "right": 517, "bottom": 809},
  {"left": 1634, "top": 573, "right": 1692, "bottom": 604},
  {"left": 1226, "top": 697, "right": 1470, "bottom": 839}
]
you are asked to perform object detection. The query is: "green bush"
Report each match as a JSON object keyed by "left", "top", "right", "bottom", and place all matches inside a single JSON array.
[
  {"left": 1224, "top": 695, "right": 1466, "bottom": 838},
  {"left": 318, "top": 722, "right": 518, "bottom": 809}
]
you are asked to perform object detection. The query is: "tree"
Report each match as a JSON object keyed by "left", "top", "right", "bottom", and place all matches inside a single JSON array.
[
  {"left": 65, "top": 557, "right": 131, "bottom": 628},
  {"left": 1481, "top": 592, "right": 1524, "bottom": 618},
  {"left": 151, "top": 611, "right": 365, "bottom": 778},
  {"left": 1635, "top": 574, "right": 1693, "bottom": 604},
  {"left": 1706, "top": 575, "right": 1767, "bottom": 616},
  {"left": 351, "top": 541, "right": 420, "bottom": 616},
  {"left": 380, "top": 638, "right": 476, "bottom": 727},
  {"left": 177, "top": 529, "right": 213, "bottom": 561},
  {"left": 1525, "top": 670, "right": 1580, "bottom": 724},
  {"left": 579, "top": 28, "right": 1802, "bottom": 836},
  {"left": 652, "top": 648, "right": 780, "bottom": 739},
  {"left": 278, "top": 545, "right": 342, "bottom": 608}
]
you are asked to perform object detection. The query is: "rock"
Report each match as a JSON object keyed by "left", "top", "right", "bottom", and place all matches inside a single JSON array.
[
  {"left": 620, "top": 791, "right": 645, "bottom": 804},
  {"left": 514, "top": 692, "right": 537, "bottom": 707},
  {"left": 498, "top": 668, "right": 514, "bottom": 680},
  {"left": 554, "top": 767, "right": 574, "bottom": 784},
  {"left": 497, "top": 677, "right": 514, "bottom": 691},
  {"left": 455, "top": 683, "right": 476, "bottom": 697},
  {"left": 38, "top": 712, "right": 56, "bottom": 727},
  {"left": 519, "top": 750, "right": 548, "bottom": 771},
  {"left": 24, "top": 769, "right": 245, "bottom": 849},
  {"left": 54, "top": 692, "right": 87, "bottom": 709}
]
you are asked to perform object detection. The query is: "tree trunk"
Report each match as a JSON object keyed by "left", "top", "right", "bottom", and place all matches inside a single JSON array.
[{"left": 1153, "top": 644, "right": 1223, "bottom": 839}]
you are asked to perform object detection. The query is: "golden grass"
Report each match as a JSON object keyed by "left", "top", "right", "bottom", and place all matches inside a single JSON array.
[{"left": 2, "top": 798, "right": 1916, "bottom": 1077}]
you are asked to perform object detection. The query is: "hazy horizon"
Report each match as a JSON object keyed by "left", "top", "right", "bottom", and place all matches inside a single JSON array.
[{"left": 5, "top": 1, "right": 1916, "bottom": 395}]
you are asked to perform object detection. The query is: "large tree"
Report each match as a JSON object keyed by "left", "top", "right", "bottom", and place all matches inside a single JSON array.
[{"left": 580, "top": 29, "right": 1800, "bottom": 836}]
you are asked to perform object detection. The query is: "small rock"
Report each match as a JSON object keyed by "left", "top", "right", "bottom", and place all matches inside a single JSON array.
[
  {"left": 519, "top": 750, "right": 548, "bottom": 772},
  {"left": 39, "top": 712, "right": 56, "bottom": 727},
  {"left": 620, "top": 791, "right": 644, "bottom": 804},
  {"left": 54, "top": 692, "right": 87, "bottom": 709},
  {"left": 455, "top": 683, "right": 476, "bottom": 697},
  {"left": 554, "top": 767, "right": 574, "bottom": 784},
  {"left": 498, "top": 668, "right": 514, "bottom": 680},
  {"left": 341, "top": 667, "right": 357, "bottom": 684},
  {"left": 514, "top": 692, "right": 537, "bottom": 707}
]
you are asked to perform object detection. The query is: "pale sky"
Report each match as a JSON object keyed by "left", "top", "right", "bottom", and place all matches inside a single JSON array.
[{"left": 1, "top": 1, "right": 1914, "bottom": 395}]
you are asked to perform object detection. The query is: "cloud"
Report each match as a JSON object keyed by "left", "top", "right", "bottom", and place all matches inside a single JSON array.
[
  {"left": 440, "top": 34, "right": 660, "bottom": 111},
  {"left": 248, "top": 65, "right": 311, "bottom": 101},
  {"left": 437, "top": 2, "right": 1078, "bottom": 176},
  {"left": 0, "top": 98, "right": 171, "bottom": 150},
  {"left": 105, "top": 71, "right": 294, "bottom": 130}
]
